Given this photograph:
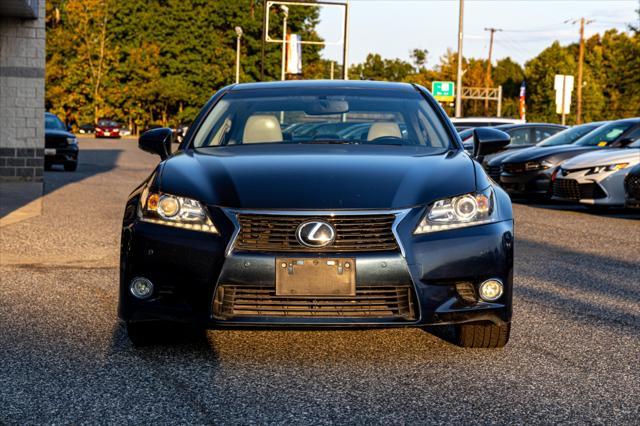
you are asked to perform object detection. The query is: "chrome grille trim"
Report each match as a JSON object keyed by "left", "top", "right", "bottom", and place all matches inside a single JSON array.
[{"left": 222, "top": 209, "right": 411, "bottom": 257}]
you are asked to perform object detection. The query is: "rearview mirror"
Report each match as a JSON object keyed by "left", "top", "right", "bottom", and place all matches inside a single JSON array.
[
  {"left": 304, "top": 99, "right": 349, "bottom": 115},
  {"left": 473, "top": 127, "right": 511, "bottom": 158},
  {"left": 139, "top": 128, "right": 173, "bottom": 160}
]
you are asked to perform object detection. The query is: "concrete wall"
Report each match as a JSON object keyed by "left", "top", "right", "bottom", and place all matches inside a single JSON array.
[{"left": 0, "top": 0, "right": 45, "bottom": 181}]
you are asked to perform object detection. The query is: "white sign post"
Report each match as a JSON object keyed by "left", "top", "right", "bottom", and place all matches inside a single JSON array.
[{"left": 554, "top": 74, "right": 574, "bottom": 125}]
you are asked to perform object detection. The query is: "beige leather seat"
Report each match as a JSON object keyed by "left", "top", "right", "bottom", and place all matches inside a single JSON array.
[
  {"left": 243, "top": 115, "right": 283, "bottom": 144},
  {"left": 367, "top": 122, "right": 402, "bottom": 141}
]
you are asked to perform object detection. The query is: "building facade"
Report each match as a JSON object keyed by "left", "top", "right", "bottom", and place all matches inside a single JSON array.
[{"left": 0, "top": 0, "right": 45, "bottom": 181}]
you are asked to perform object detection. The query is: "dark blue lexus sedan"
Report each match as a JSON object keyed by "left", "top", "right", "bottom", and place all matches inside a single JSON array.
[{"left": 119, "top": 81, "right": 514, "bottom": 348}]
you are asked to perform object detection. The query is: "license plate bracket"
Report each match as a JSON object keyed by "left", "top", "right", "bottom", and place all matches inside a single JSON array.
[{"left": 276, "top": 258, "right": 356, "bottom": 296}]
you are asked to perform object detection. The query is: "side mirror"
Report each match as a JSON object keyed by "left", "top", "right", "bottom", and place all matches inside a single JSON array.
[
  {"left": 473, "top": 127, "right": 511, "bottom": 158},
  {"left": 139, "top": 128, "right": 173, "bottom": 160}
]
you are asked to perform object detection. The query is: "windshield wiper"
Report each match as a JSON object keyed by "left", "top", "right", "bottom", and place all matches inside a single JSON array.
[{"left": 296, "top": 139, "right": 357, "bottom": 144}]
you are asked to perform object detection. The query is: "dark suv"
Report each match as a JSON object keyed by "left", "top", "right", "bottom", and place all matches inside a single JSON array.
[{"left": 44, "top": 112, "right": 78, "bottom": 172}]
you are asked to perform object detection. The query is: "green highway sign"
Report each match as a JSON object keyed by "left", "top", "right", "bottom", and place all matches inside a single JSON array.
[{"left": 432, "top": 81, "right": 455, "bottom": 102}]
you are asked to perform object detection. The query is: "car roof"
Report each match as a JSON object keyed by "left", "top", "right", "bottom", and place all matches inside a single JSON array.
[
  {"left": 494, "top": 123, "right": 566, "bottom": 130},
  {"left": 611, "top": 117, "right": 640, "bottom": 124},
  {"left": 228, "top": 80, "right": 418, "bottom": 93},
  {"left": 450, "top": 117, "right": 525, "bottom": 124}
]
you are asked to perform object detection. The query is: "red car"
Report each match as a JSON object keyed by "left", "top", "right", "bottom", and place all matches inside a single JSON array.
[{"left": 95, "top": 119, "right": 121, "bottom": 138}]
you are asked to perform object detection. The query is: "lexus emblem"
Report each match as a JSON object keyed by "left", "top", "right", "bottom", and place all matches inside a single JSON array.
[{"left": 296, "top": 220, "right": 336, "bottom": 248}]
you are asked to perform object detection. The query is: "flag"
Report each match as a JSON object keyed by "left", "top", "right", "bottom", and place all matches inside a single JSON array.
[
  {"left": 519, "top": 81, "right": 526, "bottom": 121},
  {"left": 286, "top": 34, "right": 302, "bottom": 75}
]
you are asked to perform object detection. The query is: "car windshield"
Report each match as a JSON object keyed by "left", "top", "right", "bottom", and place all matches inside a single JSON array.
[
  {"left": 574, "top": 121, "right": 635, "bottom": 146},
  {"left": 45, "top": 114, "right": 65, "bottom": 131},
  {"left": 98, "top": 120, "right": 118, "bottom": 127},
  {"left": 192, "top": 90, "right": 452, "bottom": 149},
  {"left": 537, "top": 123, "right": 601, "bottom": 147}
]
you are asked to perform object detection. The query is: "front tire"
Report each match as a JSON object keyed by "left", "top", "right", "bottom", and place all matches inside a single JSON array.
[
  {"left": 456, "top": 321, "right": 510, "bottom": 348},
  {"left": 64, "top": 162, "right": 77, "bottom": 172}
]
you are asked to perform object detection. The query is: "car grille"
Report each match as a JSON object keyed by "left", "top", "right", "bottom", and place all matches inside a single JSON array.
[
  {"left": 484, "top": 164, "right": 502, "bottom": 181},
  {"left": 234, "top": 214, "right": 398, "bottom": 252},
  {"left": 45, "top": 135, "right": 68, "bottom": 148},
  {"left": 625, "top": 174, "right": 640, "bottom": 199},
  {"left": 213, "top": 285, "right": 416, "bottom": 320},
  {"left": 553, "top": 179, "right": 606, "bottom": 200}
]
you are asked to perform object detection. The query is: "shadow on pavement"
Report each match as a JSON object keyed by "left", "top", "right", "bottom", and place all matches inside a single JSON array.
[
  {"left": 515, "top": 237, "right": 640, "bottom": 329},
  {"left": 0, "top": 149, "right": 123, "bottom": 221}
]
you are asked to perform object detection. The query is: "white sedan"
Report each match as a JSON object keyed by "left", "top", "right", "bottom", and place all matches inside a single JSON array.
[{"left": 552, "top": 139, "right": 640, "bottom": 207}]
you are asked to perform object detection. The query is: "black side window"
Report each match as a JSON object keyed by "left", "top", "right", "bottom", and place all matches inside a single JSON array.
[{"left": 509, "top": 128, "right": 530, "bottom": 145}]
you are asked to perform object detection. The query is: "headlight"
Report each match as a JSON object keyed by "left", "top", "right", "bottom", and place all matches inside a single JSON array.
[
  {"left": 414, "top": 188, "right": 497, "bottom": 234},
  {"left": 138, "top": 189, "right": 218, "bottom": 234},
  {"left": 586, "top": 163, "right": 629, "bottom": 175},
  {"left": 524, "top": 160, "right": 552, "bottom": 171},
  {"left": 67, "top": 137, "right": 77, "bottom": 145}
]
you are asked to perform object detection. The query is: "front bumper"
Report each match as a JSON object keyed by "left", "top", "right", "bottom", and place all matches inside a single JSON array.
[
  {"left": 44, "top": 145, "right": 78, "bottom": 165},
  {"left": 119, "top": 210, "right": 514, "bottom": 328},
  {"left": 500, "top": 170, "right": 553, "bottom": 196},
  {"left": 552, "top": 170, "right": 627, "bottom": 206},
  {"left": 95, "top": 130, "right": 121, "bottom": 138}
]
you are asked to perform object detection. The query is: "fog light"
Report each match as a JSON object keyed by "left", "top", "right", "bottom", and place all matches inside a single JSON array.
[
  {"left": 479, "top": 279, "right": 503, "bottom": 302},
  {"left": 130, "top": 277, "right": 154, "bottom": 299}
]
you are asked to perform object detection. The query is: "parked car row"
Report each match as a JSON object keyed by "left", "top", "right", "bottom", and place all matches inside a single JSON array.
[{"left": 458, "top": 117, "right": 640, "bottom": 209}]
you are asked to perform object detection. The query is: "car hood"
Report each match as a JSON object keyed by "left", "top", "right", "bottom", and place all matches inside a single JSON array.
[
  {"left": 486, "top": 148, "right": 531, "bottom": 166},
  {"left": 158, "top": 145, "right": 477, "bottom": 210},
  {"left": 45, "top": 129, "right": 74, "bottom": 139},
  {"left": 500, "top": 145, "right": 598, "bottom": 164},
  {"left": 562, "top": 148, "right": 640, "bottom": 170}
]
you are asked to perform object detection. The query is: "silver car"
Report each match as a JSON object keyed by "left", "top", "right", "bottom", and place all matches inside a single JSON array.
[{"left": 552, "top": 139, "right": 640, "bottom": 206}]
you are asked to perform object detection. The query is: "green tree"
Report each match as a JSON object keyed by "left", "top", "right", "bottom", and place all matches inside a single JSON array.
[{"left": 349, "top": 53, "right": 415, "bottom": 81}]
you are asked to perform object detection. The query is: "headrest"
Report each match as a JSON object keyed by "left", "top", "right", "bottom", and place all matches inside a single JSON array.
[
  {"left": 367, "top": 122, "right": 402, "bottom": 141},
  {"left": 243, "top": 115, "right": 283, "bottom": 144}
]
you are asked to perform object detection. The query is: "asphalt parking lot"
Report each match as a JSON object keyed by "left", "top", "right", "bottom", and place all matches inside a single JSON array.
[{"left": 1, "top": 137, "right": 639, "bottom": 424}]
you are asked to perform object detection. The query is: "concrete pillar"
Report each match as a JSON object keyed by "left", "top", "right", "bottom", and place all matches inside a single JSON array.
[{"left": 0, "top": 0, "right": 45, "bottom": 182}]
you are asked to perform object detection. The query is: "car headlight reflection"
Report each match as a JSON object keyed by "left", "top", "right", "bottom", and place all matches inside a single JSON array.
[
  {"left": 139, "top": 190, "right": 218, "bottom": 234},
  {"left": 524, "top": 160, "right": 552, "bottom": 171},
  {"left": 414, "top": 188, "right": 497, "bottom": 234},
  {"left": 586, "top": 163, "right": 629, "bottom": 175}
]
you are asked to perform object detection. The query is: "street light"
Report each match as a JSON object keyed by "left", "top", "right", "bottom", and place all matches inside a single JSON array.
[
  {"left": 455, "top": 0, "right": 464, "bottom": 118},
  {"left": 235, "top": 26, "right": 243, "bottom": 84},
  {"left": 280, "top": 5, "right": 289, "bottom": 81}
]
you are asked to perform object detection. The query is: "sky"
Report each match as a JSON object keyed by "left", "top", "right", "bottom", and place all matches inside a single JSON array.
[{"left": 311, "top": 0, "right": 638, "bottom": 68}]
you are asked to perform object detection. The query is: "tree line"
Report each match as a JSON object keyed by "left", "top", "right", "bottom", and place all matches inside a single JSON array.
[{"left": 45, "top": 1, "right": 639, "bottom": 132}]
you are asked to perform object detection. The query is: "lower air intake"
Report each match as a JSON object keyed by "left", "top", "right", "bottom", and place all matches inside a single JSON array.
[{"left": 213, "top": 285, "right": 416, "bottom": 320}]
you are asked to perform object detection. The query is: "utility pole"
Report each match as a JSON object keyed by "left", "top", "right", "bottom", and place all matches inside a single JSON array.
[
  {"left": 280, "top": 5, "right": 289, "bottom": 81},
  {"left": 235, "top": 26, "right": 243, "bottom": 84},
  {"left": 484, "top": 27, "right": 501, "bottom": 115},
  {"left": 455, "top": 0, "right": 464, "bottom": 118},
  {"left": 567, "top": 17, "right": 593, "bottom": 124},
  {"left": 342, "top": 1, "right": 350, "bottom": 80}
]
